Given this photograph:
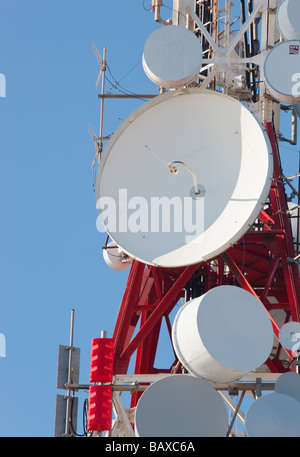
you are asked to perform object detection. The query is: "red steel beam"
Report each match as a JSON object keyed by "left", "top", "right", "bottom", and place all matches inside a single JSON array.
[
  {"left": 109, "top": 121, "right": 300, "bottom": 382},
  {"left": 118, "top": 263, "right": 199, "bottom": 363},
  {"left": 112, "top": 260, "right": 146, "bottom": 373},
  {"left": 222, "top": 251, "right": 280, "bottom": 338}
]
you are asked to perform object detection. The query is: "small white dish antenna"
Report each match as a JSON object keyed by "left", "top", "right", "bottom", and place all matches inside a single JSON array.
[
  {"left": 142, "top": 25, "right": 203, "bottom": 88},
  {"left": 96, "top": 89, "right": 273, "bottom": 268},
  {"left": 134, "top": 375, "right": 228, "bottom": 437},
  {"left": 245, "top": 392, "right": 300, "bottom": 437},
  {"left": 103, "top": 241, "right": 131, "bottom": 271},
  {"left": 264, "top": 40, "right": 300, "bottom": 104},
  {"left": 278, "top": 321, "right": 300, "bottom": 351},
  {"left": 275, "top": 372, "right": 300, "bottom": 403},
  {"left": 171, "top": 285, "right": 274, "bottom": 384},
  {"left": 276, "top": 0, "right": 300, "bottom": 41}
]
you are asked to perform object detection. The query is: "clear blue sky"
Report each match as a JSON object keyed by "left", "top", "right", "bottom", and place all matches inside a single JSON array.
[{"left": 0, "top": 0, "right": 299, "bottom": 437}]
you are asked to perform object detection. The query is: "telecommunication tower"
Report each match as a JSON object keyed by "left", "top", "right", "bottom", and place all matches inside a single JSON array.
[{"left": 86, "top": 0, "right": 300, "bottom": 437}]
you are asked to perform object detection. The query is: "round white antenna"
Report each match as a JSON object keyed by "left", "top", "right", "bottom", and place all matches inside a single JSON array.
[
  {"left": 103, "top": 241, "right": 131, "bottom": 271},
  {"left": 134, "top": 374, "right": 228, "bottom": 437},
  {"left": 278, "top": 321, "right": 300, "bottom": 351},
  {"left": 276, "top": 0, "right": 300, "bottom": 41},
  {"left": 264, "top": 40, "right": 300, "bottom": 104},
  {"left": 245, "top": 392, "right": 300, "bottom": 437},
  {"left": 171, "top": 286, "right": 274, "bottom": 384},
  {"left": 96, "top": 89, "right": 273, "bottom": 268},
  {"left": 142, "top": 25, "right": 203, "bottom": 88},
  {"left": 275, "top": 372, "right": 300, "bottom": 403}
]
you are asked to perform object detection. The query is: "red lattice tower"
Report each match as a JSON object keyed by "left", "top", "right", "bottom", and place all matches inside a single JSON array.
[
  {"left": 105, "top": 121, "right": 300, "bottom": 411},
  {"left": 86, "top": 0, "right": 300, "bottom": 434}
]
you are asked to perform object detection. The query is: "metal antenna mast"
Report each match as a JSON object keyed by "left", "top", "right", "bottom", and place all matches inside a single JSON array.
[{"left": 90, "top": 45, "right": 107, "bottom": 183}]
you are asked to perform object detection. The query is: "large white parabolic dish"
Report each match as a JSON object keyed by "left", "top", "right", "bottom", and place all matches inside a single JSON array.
[
  {"left": 276, "top": 0, "right": 300, "bottom": 41},
  {"left": 134, "top": 375, "right": 228, "bottom": 437},
  {"left": 96, "top": 89, "right": 273, "bottom": 268},
  {"left": 264, "top": 40, "right": 300, "bottom": 104},
  {"left": 275, "top": 372, "right": 300, "bottom": 403},
  {"left": 171, "top": 285, "right": 274, "bottom": 384},
  {"left": 245, "top": 392, "right": 300, "bottom": 437}
]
